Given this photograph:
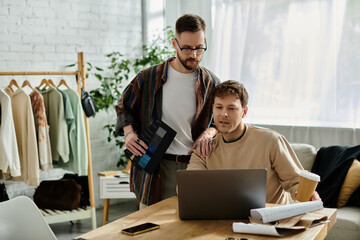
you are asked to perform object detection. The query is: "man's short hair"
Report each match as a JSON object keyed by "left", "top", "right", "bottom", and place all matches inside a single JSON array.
[
  {"left": 176, "top": 14, "right": 206, "bottom": 36},
  {"left": 212, "top": 80, "right": 249, "bottom": 108}
]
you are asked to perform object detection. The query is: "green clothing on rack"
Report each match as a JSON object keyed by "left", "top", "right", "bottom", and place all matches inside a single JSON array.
[
  {"left": 40, "top": 86, "right": 69, "bottom": 163},
  {"left": 62, "top": 88, "right": 88, "bottom": 176}
]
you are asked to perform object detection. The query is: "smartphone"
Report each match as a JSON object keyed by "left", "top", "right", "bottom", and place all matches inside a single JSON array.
[{"left": 121, "top": 222, "right": 160, "bottom": 236}]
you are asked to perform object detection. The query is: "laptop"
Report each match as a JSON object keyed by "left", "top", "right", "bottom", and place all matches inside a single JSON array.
[{"left": 177, "top": 169, "right": 267, "bottom": 220}]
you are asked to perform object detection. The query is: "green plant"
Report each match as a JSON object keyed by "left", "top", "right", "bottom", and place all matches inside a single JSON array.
[{"left": 89, "top": 27, "right": 176, "bottom": 167}]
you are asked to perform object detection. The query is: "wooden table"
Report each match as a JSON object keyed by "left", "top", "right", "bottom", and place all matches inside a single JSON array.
[{"left": 76, "top": 196, "right": 336, "bottom": 240}]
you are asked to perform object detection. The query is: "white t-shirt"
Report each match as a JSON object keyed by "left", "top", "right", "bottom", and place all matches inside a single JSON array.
[{"left": 162, "top": 65, "right": 197, "bottom": 155}]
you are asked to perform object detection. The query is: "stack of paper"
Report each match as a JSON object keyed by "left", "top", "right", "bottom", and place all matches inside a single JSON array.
[
  {"left": 251, "top": 200, "right": 323, "bottom": 223},
  {"left": 233, "top": 201, "right": 328, "bottom": 237}
]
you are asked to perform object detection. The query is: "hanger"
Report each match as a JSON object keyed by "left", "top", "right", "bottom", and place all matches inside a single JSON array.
[
  {"left": 37, "top": 78, "right": 49, "bottom": 89},
  {"left": 48, "top": 79, "right": 56, "bottom": 87},
  {"left": 21, "top": 80, "right": 35, "bottom": 91},
  {"left": 57, "top": 79, "right": 70, "bottom": 89},
  {"left": 8, "top": 79, "right": 20, "bottom": 90}
]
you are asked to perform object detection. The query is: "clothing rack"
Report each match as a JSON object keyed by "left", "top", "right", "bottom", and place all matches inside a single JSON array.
[{"left": 0, "top": 52, "right": 97, "bottom": 229}]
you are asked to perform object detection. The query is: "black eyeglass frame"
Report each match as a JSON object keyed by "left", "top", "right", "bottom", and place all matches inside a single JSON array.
[{"left": 174, "top": 38, "right": 207, "bottom": 55}]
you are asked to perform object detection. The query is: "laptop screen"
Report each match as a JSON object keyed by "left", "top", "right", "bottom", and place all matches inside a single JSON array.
[{"left": 177, "top": 169, "right": 267, "bottom": 220}]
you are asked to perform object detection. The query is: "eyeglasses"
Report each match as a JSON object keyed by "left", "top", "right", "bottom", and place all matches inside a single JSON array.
[{"left": 175, "top": 38, "right": 207, "bottom": 55}]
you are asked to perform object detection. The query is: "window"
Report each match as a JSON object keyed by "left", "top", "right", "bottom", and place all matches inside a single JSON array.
[{"left": 210, "top": 0, "right": 360, "bottom": 128}]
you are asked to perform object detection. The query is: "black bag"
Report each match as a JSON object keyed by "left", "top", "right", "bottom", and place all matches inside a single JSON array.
[
  {"left": 81, "top": 88, "right": 97, "bottom": 117},
  {"left": 33, "top": 179, "right": 81, "bottom": 210},
  {"left": 0, "top": 183, "right": 9, "bottom": 202},
  {"left": 62, "top": 173, "right": 90, "bottom": 207}
]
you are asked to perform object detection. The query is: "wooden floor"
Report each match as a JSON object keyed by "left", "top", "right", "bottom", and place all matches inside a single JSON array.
[{"left": 50, "top": 199, "right": 138, "bottom": 240}]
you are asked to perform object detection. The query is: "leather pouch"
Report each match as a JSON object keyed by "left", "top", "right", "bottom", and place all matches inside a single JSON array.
[
  {"left": 81, "top": 88, "right": 97, "bottom": 117},
  {"left": 33, "top": 179, "right": 81, "bottom": 210}
]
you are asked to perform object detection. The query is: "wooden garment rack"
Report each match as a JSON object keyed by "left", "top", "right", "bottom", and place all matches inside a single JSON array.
[{"left": 0, "top": 52, "right": 97, "bottom": 229}]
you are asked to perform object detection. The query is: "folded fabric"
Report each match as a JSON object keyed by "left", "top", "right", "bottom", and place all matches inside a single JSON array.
[{"left": 311, "top": 145, "right": 360, "bottom": 207}]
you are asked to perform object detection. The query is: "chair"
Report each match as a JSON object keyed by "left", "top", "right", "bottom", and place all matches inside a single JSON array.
[{"left": 0, "top": 196, "right": 57, "bottom": 240}]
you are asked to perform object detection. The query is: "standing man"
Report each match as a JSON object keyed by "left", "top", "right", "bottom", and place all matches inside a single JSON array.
[
  {"left": 116, "top": 14, "right": 220, "bottom": 207},
  {"left": 187, "top": 80, "right": 321, "bottom": 204}
]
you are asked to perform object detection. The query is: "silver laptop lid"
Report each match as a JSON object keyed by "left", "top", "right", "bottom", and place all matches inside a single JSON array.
[{"left": 177, "top": 169, "right": 267, "bottom": 220}]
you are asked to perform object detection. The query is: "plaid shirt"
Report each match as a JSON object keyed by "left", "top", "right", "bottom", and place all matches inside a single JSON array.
[{"left": 115, "top": 57, "right": 219, "bottom": 205}]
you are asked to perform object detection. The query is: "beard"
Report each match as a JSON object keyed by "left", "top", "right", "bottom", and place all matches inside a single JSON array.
[{"left": 177, "top": 52, "right": 201, "bottom": 71}]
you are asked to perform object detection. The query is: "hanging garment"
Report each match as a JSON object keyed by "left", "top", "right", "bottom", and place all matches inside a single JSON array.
[
  {"left": 4, "top": 87, "right": 39, "bottom": 186},
  {"left": 40, "top": 86, "right": 69, "bottom": 163},
  {"left": 54, "top": 89, "right": 75, "bottom": 170},
  {"left": 58, "top": 89, "right": 74, "bottom": 126},
  {"left": 56, "top": 89, "right": 88, "bottom": 176},
  {"left": 0, "top": 89, "right": 21, "bottom": 177},
  {"left": 29, "top": 89, "right": 52, "bottom": 170}
]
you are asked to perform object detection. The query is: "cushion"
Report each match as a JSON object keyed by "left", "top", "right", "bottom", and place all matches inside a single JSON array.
[
  {"left": 290, "top": 143, "right": 317, "bottom": 171},
  {"left": 337, "top": 159, "right": 360, "bottom": 208}
]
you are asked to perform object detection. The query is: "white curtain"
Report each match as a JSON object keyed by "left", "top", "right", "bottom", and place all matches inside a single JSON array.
[{"left": 210, "top": 0, "right": 360, "bottom": 128}]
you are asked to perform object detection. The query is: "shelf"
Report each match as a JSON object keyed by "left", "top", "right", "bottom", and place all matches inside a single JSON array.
[{"left": 40, "top": 206, "right": 93, "bottom": 224}]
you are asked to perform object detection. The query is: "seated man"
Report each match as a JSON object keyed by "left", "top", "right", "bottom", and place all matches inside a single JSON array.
[{"left": 187, "top": 80, "right": 321, "bottom": 204}]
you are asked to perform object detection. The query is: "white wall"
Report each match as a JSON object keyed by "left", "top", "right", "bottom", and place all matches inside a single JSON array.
[{"left": 0, "top": 0, "right": 143, "bottom": 208}]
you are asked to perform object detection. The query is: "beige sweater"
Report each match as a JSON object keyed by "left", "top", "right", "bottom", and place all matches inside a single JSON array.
[
  {"left": 187, "top": 125, "right": 303, "bottom": 204},
  {"left": 5, "top": 87, "right": 39, "bottom": 186}
]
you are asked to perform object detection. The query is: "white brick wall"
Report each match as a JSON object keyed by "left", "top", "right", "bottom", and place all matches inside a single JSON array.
[
  {"left": 0, "top": 0, "right": 143, "bottom": 209},
  {"left": 0, "top": 0, "right": 142, "bottom": 71}
]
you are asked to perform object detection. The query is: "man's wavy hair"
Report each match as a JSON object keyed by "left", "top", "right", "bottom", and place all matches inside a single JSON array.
[
  {"left": 211, "top": 80, "right": 249, "bottom": 108},
  {"left": 176, "top": 14, "right": 206, "bottom": 36}
]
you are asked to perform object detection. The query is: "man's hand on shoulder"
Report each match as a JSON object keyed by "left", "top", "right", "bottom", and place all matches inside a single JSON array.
[{"left": 188, "top": 127, "right": 218, "bottom": 157}]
